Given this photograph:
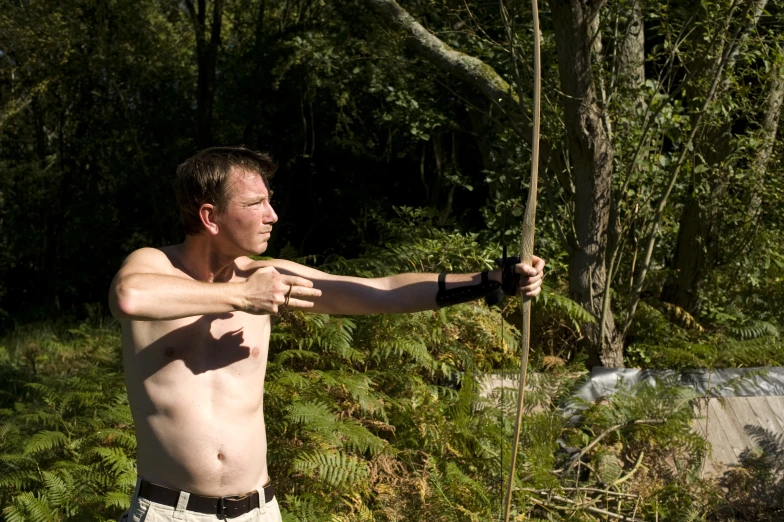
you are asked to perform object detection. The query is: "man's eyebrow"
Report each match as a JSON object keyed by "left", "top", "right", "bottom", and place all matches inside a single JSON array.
[{"left": 247, "top": 193, "right": 272, "bottom": 202}]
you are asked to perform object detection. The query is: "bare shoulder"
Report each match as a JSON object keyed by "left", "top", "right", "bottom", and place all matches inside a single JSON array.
[{"left": 117, "top": 246, "right": 178, "bottom": 276}]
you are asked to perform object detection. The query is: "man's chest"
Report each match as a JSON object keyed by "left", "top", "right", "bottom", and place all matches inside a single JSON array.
[{"left": 126, "top": 313, "right": 272, "bottom": 380}]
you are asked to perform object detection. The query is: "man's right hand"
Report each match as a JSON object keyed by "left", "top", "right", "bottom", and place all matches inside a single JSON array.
[{"left": 242, "top": 267, "right": 322, "bottom": 315}]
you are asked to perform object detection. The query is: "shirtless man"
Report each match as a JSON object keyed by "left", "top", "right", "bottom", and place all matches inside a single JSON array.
[{"left": 109, "top": 147, "right": 545, "bottom": 522}]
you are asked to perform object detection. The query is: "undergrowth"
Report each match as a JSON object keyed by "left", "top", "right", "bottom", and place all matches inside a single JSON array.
[{"left": 0, "top": 213, "right": 782, "bottom": 520}]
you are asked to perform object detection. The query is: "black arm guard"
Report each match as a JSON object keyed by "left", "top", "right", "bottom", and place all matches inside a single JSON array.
[
  {"left": 484, "top": 256, "right": 522, "bottom": 306},
  {"left": 436, "top": 272, "right": 501, "bottom": 308}
]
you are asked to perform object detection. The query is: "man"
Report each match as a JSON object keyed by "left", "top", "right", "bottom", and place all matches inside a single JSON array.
[{"left": 109, "top": 147, "right": 544, "bottom": 522}]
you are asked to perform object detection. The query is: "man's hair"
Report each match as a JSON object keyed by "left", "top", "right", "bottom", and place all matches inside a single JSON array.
[{"left": 175, "top": 146, "right": 277, "bottom": 236}]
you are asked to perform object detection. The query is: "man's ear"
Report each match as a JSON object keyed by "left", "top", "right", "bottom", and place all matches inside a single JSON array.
[{"left": 199, "top": 203, "right": 219, "bottom": 235}]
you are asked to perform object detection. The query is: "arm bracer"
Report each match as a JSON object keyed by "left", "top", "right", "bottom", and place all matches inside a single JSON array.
[
  {"left": 434, "top": 256, "right": 523, "bottom": 308},
  {"left": 435, "top": 272, "right": 501, "bottom": 308}
]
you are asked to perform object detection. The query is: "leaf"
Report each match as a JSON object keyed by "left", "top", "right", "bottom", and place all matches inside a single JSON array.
[
  {"left": 293, "top": 450, "right": 368, "bottom": 486},
  {"left": 23, "top": 431, "right": 68, "bottom": 456}
]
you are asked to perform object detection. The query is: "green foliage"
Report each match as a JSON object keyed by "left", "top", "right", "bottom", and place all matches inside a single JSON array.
[
  {"left": 0, "top": 305, "right": 779, "bottom": 519},
  {"left": 715, "top": 425, "right": 784, "bottom": 521},
  {"left": 626, "top": 300, "right": 784, "bottom": 369},
  {"left": 0, "top": 322, "right": 135, "bottom": 522},
  {"left": 0, "top": 0, "right": 783, "bottom": 518}
]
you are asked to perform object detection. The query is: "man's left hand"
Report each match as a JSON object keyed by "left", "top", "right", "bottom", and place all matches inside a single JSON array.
[{"left": 517, "top": 255, "right": 545, "bottom": 297}]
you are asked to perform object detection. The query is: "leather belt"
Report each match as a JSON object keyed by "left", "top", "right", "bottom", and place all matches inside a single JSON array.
[{"left": 139, "top": 479, "right": 275, "bottom": 519}]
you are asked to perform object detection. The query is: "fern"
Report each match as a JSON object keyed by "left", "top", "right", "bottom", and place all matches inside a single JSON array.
[
  {"left": 23, "top": 430, "right": 69, "bottom": 456},
  {"left": 286, "top": 400, "right": 336, "bottom": 425},
  {"left": 729, "top": 320, "right": 779, "bottom": 340},
  {"left": 293, "top": 450, "right": 369, "bottom": 486},
  {"left": 91, "top": 447, "right": 134, "bottom": 476},
  {"left": 279, "top": 494, "right": 321, "bottom": 522},
  {"left": 537, "top": 287, "right": 597, "bottom": 326},
  {"left": 0, "top": 321, "right": 136, "bottom": 521},
  {"left": 5, "top": 216, "right": 777, "bottom": 521}
]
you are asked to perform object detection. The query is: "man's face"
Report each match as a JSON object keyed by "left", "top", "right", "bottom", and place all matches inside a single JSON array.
[{"left": 215, "top": 168, "right": 278, "bottom": 256}]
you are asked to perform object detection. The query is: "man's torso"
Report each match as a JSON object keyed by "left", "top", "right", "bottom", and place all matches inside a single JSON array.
[{"left": 122, "top": 250, "right": 272, "bottom": 496}]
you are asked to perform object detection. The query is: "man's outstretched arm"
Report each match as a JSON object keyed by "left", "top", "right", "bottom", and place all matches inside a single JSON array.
[
  {"left": 262, "top": 257, "right": 545, "bottom": 316},
  {"left": 108, "top": 248, "right": 321, "bottom": 321}
]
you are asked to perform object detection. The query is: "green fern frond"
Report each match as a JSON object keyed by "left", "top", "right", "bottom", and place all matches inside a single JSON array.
[
  {"left": 41, "top": 470, "right": 68, "bottom": 507},
  {"left": 332, "top": 420, "right": 385, "bottom": 455},
  {"left": 279, "top": 494, "right": 320, "bottom": 522},
  {"left": 8, "top": 491, "right": 57, "bottom": 522},
  {"left": 23, "top": 382, "right": 56, "bottom": 402},
  {"left": 91, "top": 447, "right": 134, "bottom": 476},
  {"left": 115, "top": 469, "right": 138, "bottom": 488},
  {"left": 293, "top": 450, "right": 369, "bottom": 486},
  {"left": 0, "top": 470, "right": 40, "bottom": 489},
  {"left": 94, "top": 428, "right": 137, "bottom": 450},
  {"left": 287, "top": 401, "right": 336, "bottom": 426},
  {"left": 372, "top": 338, "right": 433, "bottom": 366},
  {"left": 537, "top": 287, "right": 596, "bottom": 327},
  {"left": 274, "top": 349, "right": 321, "bottom": 364},
  {"left": 266, "top": 370, "right": 311, "bottom": 392},
  {"left": 729, "top": 320, "right": 779, "bottom": 340},
  {"left": 103, "top": 490, "right": 133, "bottom": 510},
  {"left": 23, "top": 430, "right": 68, "bottom": 456},
  {"left": 444, "top": 461, "right": 490, "bottom": 505}
]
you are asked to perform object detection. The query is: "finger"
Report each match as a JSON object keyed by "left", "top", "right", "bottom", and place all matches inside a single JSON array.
[
  {"left": 515, "top": 263, "right": 538, "bottom": 277},
  {"left": 281, "top": 275, "right": 315, "bottom": 288},
  {"left": 291, "top": 287, "right": 322, "bottom": 298},
  {"left": 523, "top": 271, "right": 544, "bottom": 284},
  {"left": 521, "top": 280, "right": 543, "bottom": 294},
  {"left": 532, "top": 255, "right": 546, "bottom": 271},
  {"left": 285, "top": 298, "right": 316, "bottom": 309}
]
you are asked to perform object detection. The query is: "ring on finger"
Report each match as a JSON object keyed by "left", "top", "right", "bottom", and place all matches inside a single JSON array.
[{"left": 284, "top": 284, "right": 293, "bottom": 307}]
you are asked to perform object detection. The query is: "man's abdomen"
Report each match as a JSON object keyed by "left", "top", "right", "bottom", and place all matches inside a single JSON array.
[
  {"left": 135, "top": 404, "right": 269, "bottom": 497},
  {"left": 125, "top": 334, "right": 270, "bottom": 497}
]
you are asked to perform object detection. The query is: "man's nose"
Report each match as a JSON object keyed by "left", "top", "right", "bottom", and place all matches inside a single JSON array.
[{"left": 266, "top": 203, "right": 278, "bottom": 224}]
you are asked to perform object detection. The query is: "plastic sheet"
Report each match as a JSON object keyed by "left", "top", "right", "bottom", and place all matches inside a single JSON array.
[{"left": 572, "top": 366, "right": 784, "bottom": 403}]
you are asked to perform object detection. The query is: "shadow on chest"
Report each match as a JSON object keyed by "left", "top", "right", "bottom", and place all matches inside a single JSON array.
[{"left": 135, "top": 314, "right": 268, "bottom": 379}]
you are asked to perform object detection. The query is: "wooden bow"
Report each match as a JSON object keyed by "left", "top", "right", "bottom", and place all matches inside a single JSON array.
[{"left": 502, "top": 0, "right": 541, "bottom": 520}]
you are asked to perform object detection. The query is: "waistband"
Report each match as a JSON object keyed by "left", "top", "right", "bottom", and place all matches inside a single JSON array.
[{"left": 138, "top": 479, "right": 275, "bottom": 519}]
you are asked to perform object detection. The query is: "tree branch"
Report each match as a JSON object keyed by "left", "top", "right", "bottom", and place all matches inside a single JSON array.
[
  {"left": 364, "top": 0, "right": 531, "bottom": 138},
  {"left": 564, "top": 419, "right": 664, "bottom": 476},
  {"left": 182, "top": 0, "right": 202, "bottom": 38}
]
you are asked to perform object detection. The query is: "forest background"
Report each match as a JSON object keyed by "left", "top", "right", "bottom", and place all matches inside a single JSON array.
[{"left": 1, "top": 0, "right": 784, "bottom": 520}]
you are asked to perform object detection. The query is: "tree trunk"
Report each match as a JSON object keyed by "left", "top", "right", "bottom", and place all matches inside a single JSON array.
[
  {"left": 367, "top": 0, "right": 623, "bottom": 366},
  {"left": 660, "top": 193, "right": 721, "bottom": 312},
  {"left": 616, "top": 0, "right": 644, "bottom": 92},
  {"left": 549, "top": 0, "right": 623, "bottom": 367},
  {"left": 661, "top": 0, "right": 767, "bottom": 314},
  {"left": 244, "top": 0, "right": 267, "bottom": 148},
  {"left": 186, "top": 0, "right": 225, "bottom": 150},
  {"left": 748, "top": 56, "right": 784, "bottom": 215}
]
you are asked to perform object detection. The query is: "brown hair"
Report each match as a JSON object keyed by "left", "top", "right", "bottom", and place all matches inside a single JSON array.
[{"left": 175, "top": 146, "right": 277, "bottom": 236}]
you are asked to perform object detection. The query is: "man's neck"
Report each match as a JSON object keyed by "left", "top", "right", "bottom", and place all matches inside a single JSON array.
[{"left": 173, "top": 236, "right": 238, "bottom": 283}]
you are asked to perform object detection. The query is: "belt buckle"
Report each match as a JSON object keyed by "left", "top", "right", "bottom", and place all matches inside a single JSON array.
[{"left": 218, "top": 494, "right": 248, "bottom": 519}]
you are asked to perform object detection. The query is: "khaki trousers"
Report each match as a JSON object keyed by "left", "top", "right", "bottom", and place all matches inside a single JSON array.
[{"left": 118, "top": 478, "right": 283, "bottom": 522}]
